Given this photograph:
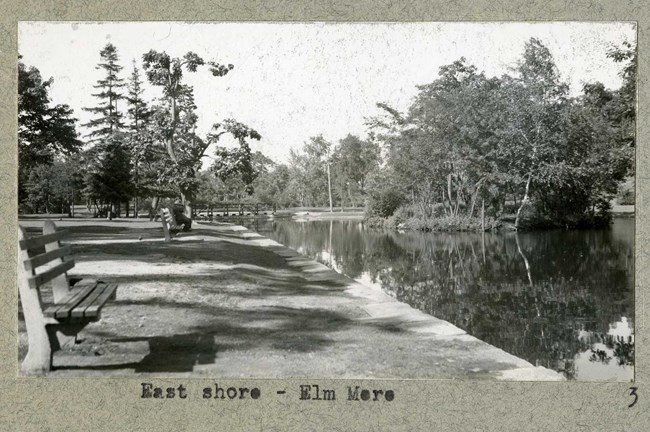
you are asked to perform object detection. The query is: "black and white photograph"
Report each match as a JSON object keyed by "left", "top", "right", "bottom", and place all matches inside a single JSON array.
[{"left": 17, "top": 21, "right": 635, "bottom": 381}]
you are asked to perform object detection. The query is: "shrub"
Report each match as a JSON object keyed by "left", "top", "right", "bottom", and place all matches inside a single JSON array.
[
  {"left": 616, "top": 177, "right": 635, "bottom": 205},
  {"left": 366, "top": 189, "right": 405, "bottom": 218},
  {"left": 384, "top": 214, "right": 402, "bottom": 230},
  {"left": 393, "top": 203, "right": 419, "bottom": 220},
  {"left": 400, "top": 215, "right": 500, "bottom": 232},
  {"left": 432, "top": 202, "right": 447, "bottom": 217},
  {"left": 364, "top": 215, "right": 386, "bottom": 229}
]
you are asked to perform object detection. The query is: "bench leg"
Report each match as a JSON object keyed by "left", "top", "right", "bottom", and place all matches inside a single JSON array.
[
  {"left": 52, "top": 329, "right": 77, "bottom": 350},
  {"left": 22, "top": 324, "right": 86, "bottom": 375},
  {"left": 21, "top": 323, "right": 53, "bottom": 375}
]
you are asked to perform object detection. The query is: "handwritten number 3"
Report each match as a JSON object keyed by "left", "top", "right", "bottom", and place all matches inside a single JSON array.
[{"left": 629, "top": 387, "right": 638, "bottom": 408}]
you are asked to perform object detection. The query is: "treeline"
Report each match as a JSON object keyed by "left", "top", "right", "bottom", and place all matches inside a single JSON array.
[
  {"left": 19, "top": 44, "right": 261, "bottom": 219},
  {"left": 20, "top": 38, "right": 635, "bottom": 230},
  {"left": 196, "top": 133, "right": 381, "bottom": 211}
]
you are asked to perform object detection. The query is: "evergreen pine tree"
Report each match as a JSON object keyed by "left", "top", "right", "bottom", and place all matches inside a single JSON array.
[
  {"left": 126, "top": 61, "right": 152, "bottom": 130},
  {"left": 125, "top": 61, "right": 154, "bottom": 217},
  {"left": 81, "top": 43, "right": 132, "bottom": 218},
  {"left": 83, "top": 43, "right": 125, "bottom": 140}
]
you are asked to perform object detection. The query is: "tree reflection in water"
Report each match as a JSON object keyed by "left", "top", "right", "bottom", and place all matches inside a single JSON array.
[{"left": 249, "top": 218, "right": 634, "bottom": 381}]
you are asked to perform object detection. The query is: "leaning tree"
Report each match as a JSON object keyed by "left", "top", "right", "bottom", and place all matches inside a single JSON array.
[{"left": 141, "top": 50, "right": 261, "bottom": 217}]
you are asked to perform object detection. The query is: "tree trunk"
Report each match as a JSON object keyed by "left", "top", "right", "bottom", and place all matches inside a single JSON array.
[
  {"left": 181, "top": 190, "right": 193, "bottom": 218},
  {"left": 447, "top": 174, "right": 456, "bottom": 216},
  {"left": 469, "top": 177, "right": 486, "bottom": 217},
  {"left": 149, "top": 196, "right": 160, "bottom": 221},
  {"left": 165, "top": 94, "right": 179, "bottom": 163},
  {"left": 514, "top": 175, "right": 532, "bottom": 230},
  {"left": 347, "top": 184, "right": 354, "bottom": 209},
  {"left": 328, "top": 220, "right": 333, "bottom": 266},
  {"left": 481, "top": 199, "right": 485, "bottom": 231},
  {"left": 515, "top": 233, "right": 533, "bottom": 288},
  {"left": 327, "top": 163, "right": 333, "bottom": 213}
]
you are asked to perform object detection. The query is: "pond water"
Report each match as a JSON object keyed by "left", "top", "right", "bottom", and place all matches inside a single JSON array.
[{"left": 245, "top": 217, "right": 635, "bottom": 381}]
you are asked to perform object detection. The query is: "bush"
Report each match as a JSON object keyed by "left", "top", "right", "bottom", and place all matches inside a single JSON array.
[
  {"left": 399, "top": 215, "right": 499, "bottom": 232},
  {"left": 615, "top": 177, "right": 635, "bottom": 205},
  {"left": 366, "top": 189, "right": 405, "bottom": 218},
  {"left": 384, "top": 214, "right": 402, "bottom": 230},
  {"left": 364, "top": 215, "right": 386, "bottom": 229},
  {"left": 364, "top": 214, "right": 501, "bottom": 232},
  {"left": 432, "top": 202, "right": 447, "bottom": 217},
  {"left": 514, "top": 199, "right": 612, "bottom": 230}
]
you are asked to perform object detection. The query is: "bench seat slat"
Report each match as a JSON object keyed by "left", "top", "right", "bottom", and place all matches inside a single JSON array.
[
  {"left": 43, "top": 282, "right": 98, "bottom": 319},
  {"left": 27, "top": 260, "right": 75, "bottom": 289},
  {"left": 24, "top": 245, "right": 72, "bottom": 271},
  {"left": 19, "top": 229, "right": 69, "bottom": 250},
  {"left": 55, "top": 283, "right": 100, "bottom": 320},
  {"left": 70, "top": 283, "right": 110, "bottom": 319},
  {"left": 83, "top": 284, "right": 118, "bottom": 319}
]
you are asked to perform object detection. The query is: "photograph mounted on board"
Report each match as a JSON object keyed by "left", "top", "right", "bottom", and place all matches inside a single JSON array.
[{"left": 17, "top": 22, "right": 635, "bottom": 381}]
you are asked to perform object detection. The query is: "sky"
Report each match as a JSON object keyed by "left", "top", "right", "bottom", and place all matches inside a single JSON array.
[{"left": 19, "top": 22, "right": 636, "bottom": 164}]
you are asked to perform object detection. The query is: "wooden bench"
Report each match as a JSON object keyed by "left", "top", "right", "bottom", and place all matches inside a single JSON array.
[
  {"left": 18, "top": 221, "right": 117, "bottom": 374},
  {"left": 160, "top": 207, "right": 181, "bottom": 242}
]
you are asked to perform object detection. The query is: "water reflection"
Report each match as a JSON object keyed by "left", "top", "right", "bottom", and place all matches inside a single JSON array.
[{"left": 246, "top": 218, "right": 634, "bottom": 381}]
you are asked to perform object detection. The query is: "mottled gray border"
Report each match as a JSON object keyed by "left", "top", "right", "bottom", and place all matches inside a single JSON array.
[{"left": 1, "top": 1, "right": 649, "bottom": 431}]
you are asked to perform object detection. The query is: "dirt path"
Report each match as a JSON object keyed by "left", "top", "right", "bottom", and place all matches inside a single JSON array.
[{"left": 18, "top": 218, "right": 563, "bottom": 380}]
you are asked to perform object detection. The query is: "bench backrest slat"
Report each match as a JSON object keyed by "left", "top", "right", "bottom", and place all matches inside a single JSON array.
[
  {"left": 162, "top": 208, "right": 176, "bottom": 225},
  {"left": 19, "top": 229, "right": 69, "bottom": 251},
  {"left": 24, "top": 245, "right": 72, "bottom": 271},
  {"left": 27, "top": 259, "right": 75, "bottom": 289}
]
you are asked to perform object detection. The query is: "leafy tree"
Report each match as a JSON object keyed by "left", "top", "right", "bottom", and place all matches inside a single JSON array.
[
  {"left": 286, "top": 150, "right": 312, "bottom": 207},
  {"left": 194, "top": 170, "right": 221, "bottom": 208},
  {"left": 141, "top": 50, "right": 260, "bottom": 217},
  {"left": 368, "top": 59, "right": 507, "bottom": 220},
  {"left": 18, "top": 60, "right": 81, "bottom": 206},
  {"left": 606, "top": 41, "right": 637, "bottom": 204},
  {"left": 408, "top": 59, "right": 507, "bottom": 218},
  {"left": 210, "top": 120, "right": 262, "bottom": 195},
  {"left": 607, "top": 41, "right": 636, "bottom": 150},
  {"left": 284, "top": 136, "right": 335, "bottom": 209},
  {"left": 305, "top": 135, "right": 334, "bottom": 211},
  {"left": 252, "top": 163, "right": 293, "bottom": 207},
  {"left": 23, "top": 160, "right": 81, "bottom": 214},
  {"left": 332, "top": 134, "right": 380, "bottom": 208},
  {"left": 83, "top": 43, "right": 125, "bottom": 140},
  {"left": 503, "top": 38, "right": 569, "bottom": 228}
]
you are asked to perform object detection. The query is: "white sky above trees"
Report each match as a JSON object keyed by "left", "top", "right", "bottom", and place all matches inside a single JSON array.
[{"left": 19, "top": 22, "right": 636, "bottom": 164}]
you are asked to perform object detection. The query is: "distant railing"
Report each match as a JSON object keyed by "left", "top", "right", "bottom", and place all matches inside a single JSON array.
[{"left": 192, "top": 202, "right": 276, "bottom": 219}]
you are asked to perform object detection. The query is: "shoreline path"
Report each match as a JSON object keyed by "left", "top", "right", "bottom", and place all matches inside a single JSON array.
[{"left": 18, "top": 218, "right": 563, "bottom": 380}]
